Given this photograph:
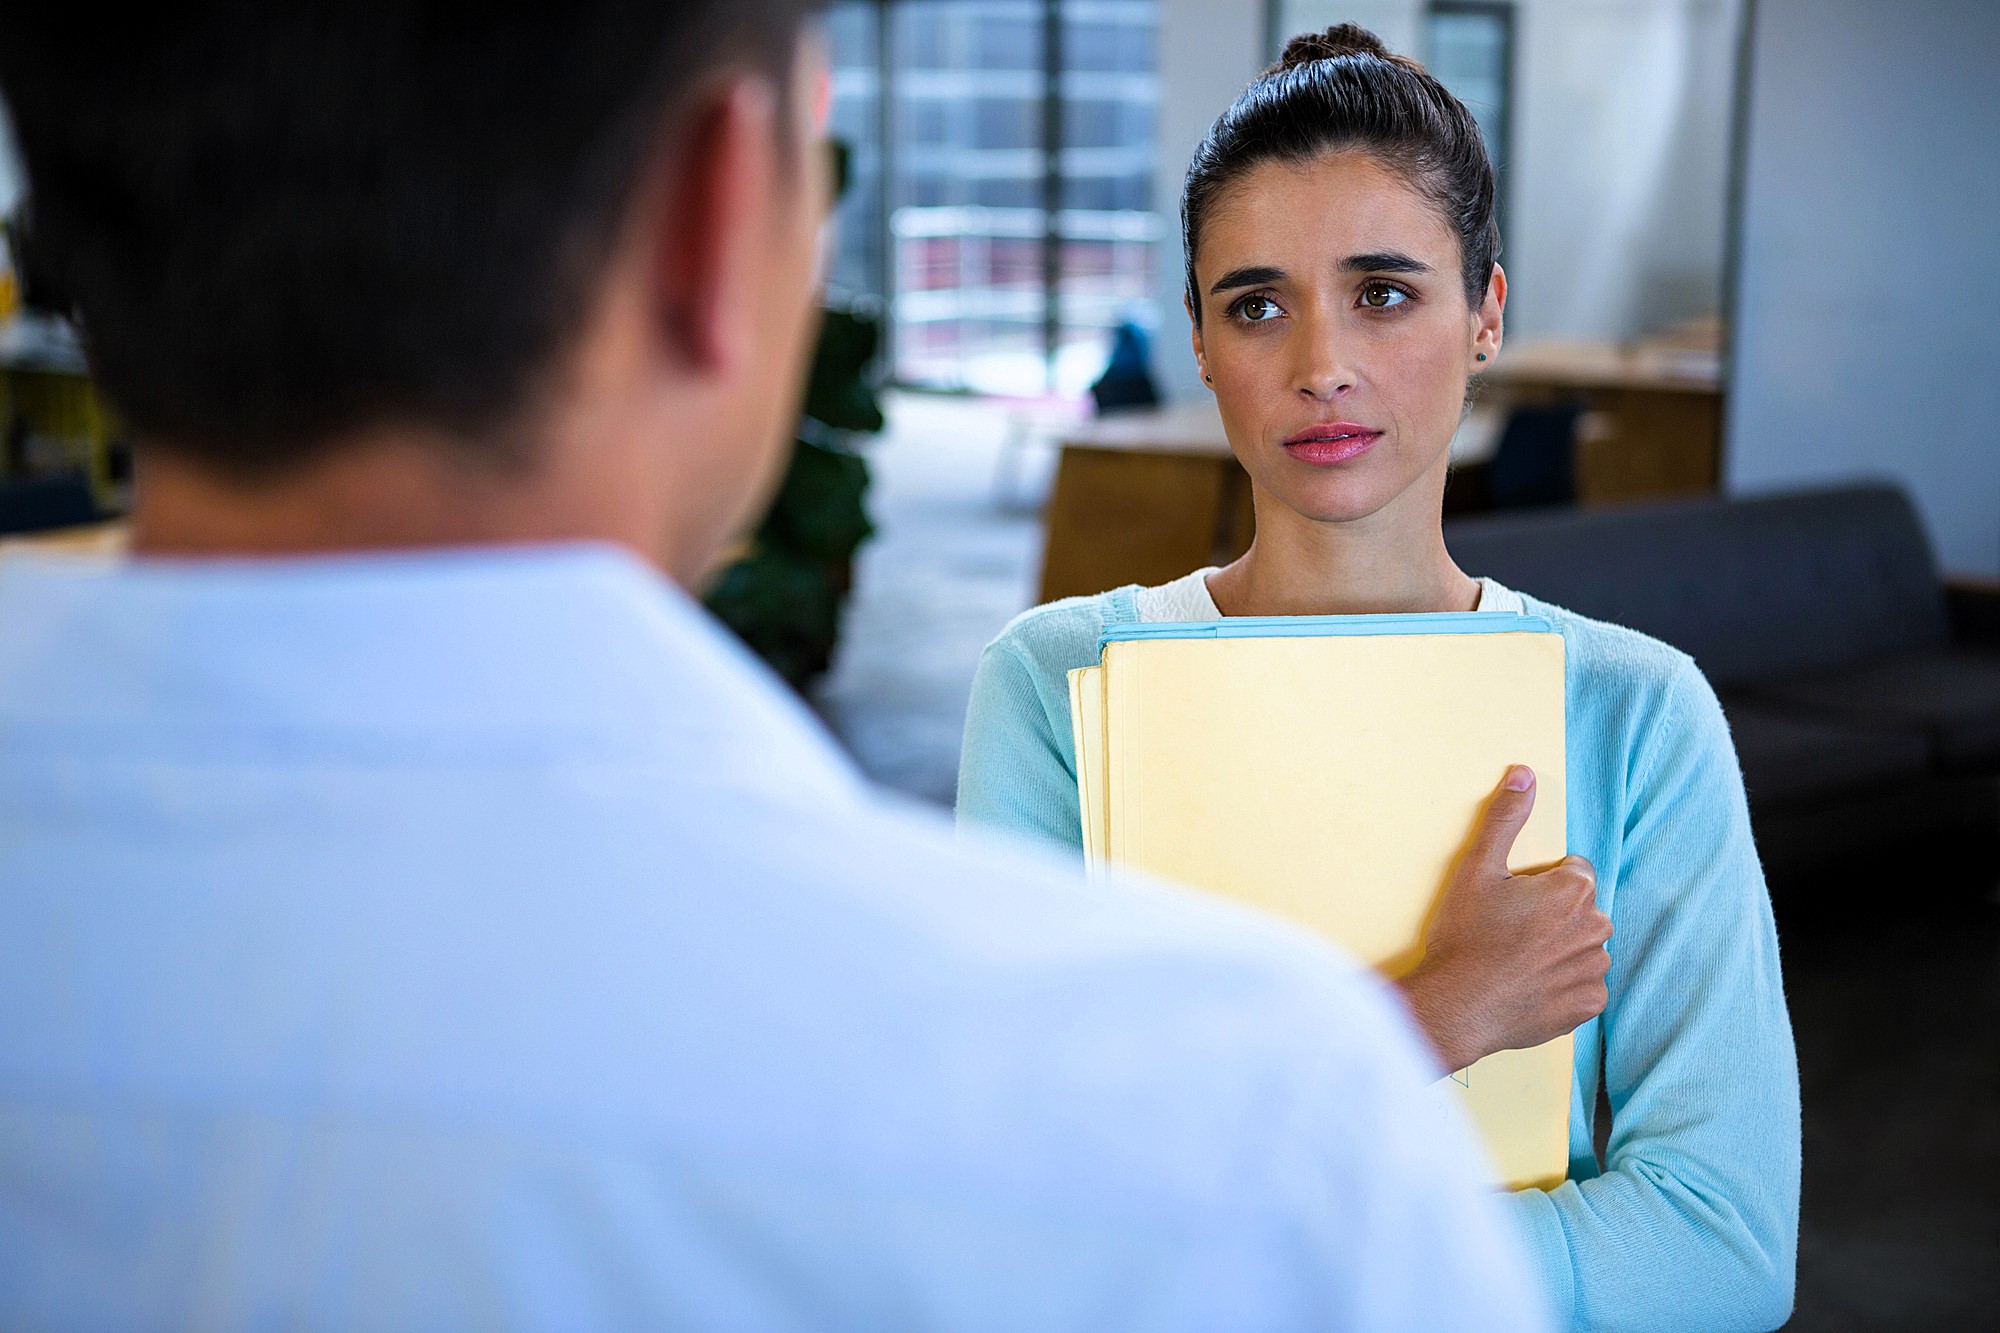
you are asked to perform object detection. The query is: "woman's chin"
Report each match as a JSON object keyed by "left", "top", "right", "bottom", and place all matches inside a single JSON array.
[{"left": 1262, "top": 470, "right": 1410, "bottom": 526}]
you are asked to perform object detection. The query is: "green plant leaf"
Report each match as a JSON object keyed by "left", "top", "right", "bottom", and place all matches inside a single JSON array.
[
  {"left": 703, "top": 299, "right": 882, "bottom": 689},
  {"left": 763, "top": 437, "right": 873, "bottom": 565},
  {"left": 802, "top": 307, "right": 884, "bottom": 433}
]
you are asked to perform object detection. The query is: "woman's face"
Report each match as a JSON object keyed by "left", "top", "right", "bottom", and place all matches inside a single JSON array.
[{"left": 1190, "top": 150, "right": 1504, "bottom": 526}]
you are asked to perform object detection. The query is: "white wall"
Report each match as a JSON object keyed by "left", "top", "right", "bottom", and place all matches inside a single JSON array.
[
  {"left": 1725, "top": 0, "right": 2000, "bottom": 576},
  {"left": 1505, "top": 0, "right": 1738, "bottom": 341},
  {"left": 0, "top": 171, "right": 16, "bottom": 219},
  {"left": 0, "top": 110, "right": 19, "bottom": 221},
  {"left": 1150, "top": 0, "right": 1268, "bottom": 400},
  {"left": 1157, "top": 0, "right": 1739, "bottom": 382}
]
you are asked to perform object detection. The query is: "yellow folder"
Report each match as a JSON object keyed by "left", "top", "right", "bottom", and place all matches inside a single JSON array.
[{"left": 1069, "top": 613, "right": 1572, "bottom": 1191}]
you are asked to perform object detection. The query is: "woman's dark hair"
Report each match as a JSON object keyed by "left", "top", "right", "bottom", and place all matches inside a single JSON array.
[{"left": 1181, "top": 23, "right": 1499, "bottom": 325}]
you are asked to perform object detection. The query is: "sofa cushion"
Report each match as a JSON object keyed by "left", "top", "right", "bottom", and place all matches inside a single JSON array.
[
  {"left": 1753, "top": 651, "right": 2000, "bottom": 771},
  {"left": 1447, "top": 485, "right": 1950, "bottom": 686},
  {"left": 1719, "top": 696, "right": 1932, "bottom": 807}
]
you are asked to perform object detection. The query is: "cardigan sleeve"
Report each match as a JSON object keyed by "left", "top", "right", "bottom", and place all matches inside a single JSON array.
[
  {"left": 1504, "top": 659, "right": 1801, "bottom": 1331},
  {"left": 955, "top": 637, "right": 1088, "bottom": 853}
]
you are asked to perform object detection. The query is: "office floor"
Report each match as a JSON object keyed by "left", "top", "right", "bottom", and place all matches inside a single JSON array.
[
  {"left": 1778, "top": 863, "right": 2000, "bottom": 1330},
  {"left": 816, "top": 391, "right": 1061, "bottom": 806},
  {"left": 817, "top": 393, "right": 2000, "bottom": 1331}
]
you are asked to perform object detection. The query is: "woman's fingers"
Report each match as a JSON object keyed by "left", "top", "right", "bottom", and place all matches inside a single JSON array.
[
  {"left": 1463, "top": 765, "right": 1537, "bottom": 878},
  {"left": 1416, "top": 803, "right": 1614, "bottom": 1061}
]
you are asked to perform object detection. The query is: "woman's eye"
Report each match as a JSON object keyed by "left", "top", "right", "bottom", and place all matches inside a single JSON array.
[
  {"left": 1360, "top": 283, "right": 1408, "bottom": 309},
  {"left": 1235, "top": 294, "right": 1284, "bottom": 322}
]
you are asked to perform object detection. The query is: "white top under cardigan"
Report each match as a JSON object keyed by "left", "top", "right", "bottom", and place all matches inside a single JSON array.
[{"left": 1135, "top": 566, "right": 1528, "bottom": 621}]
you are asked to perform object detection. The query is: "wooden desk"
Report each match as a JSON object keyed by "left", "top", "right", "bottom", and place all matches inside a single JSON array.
[
  {"left": 0, "top": 315, "right": 125, "bottom": 504},
  {"left": 1036, "top": 338, "right": 1726, "bottom": 602},
  {"left": 1479, "top": 339, "right": 1723, "bottom": 505},
  {"left": 1037, "top": 401, "right": 1251, "bottom": 603},
  {"left": 0, "top": 521, "right": 127, "bottom": 558}
]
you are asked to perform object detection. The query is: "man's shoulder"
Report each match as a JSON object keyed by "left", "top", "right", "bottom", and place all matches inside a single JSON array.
[
  {"left": 497, "top": 778, "right": 1441, "bottom": 1209},
  {"left": 730, "top": 783, "right": 1409, "bottom": 1058}
]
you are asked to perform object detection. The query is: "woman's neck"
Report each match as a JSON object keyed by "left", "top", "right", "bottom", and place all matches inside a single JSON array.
[{"left": 1205, "top": 471, "right": 1480, "bottom": 617}]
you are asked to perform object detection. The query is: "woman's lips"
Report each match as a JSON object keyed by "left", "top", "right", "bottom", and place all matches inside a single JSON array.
[{"left": 1282, "top": 423, "right": 1382, "bottom": 465}]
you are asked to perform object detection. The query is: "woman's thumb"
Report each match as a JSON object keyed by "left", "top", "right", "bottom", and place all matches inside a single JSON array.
[{"left": 1467, "top": 765, "right": 1537, "bottom": 874}]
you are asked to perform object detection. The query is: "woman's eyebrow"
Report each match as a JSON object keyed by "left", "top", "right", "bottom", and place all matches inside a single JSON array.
[
  {"left": 1340, "top": 251, "right": 1432, "bottom": 275},
  {"left": 1208, "top": 254, "right": 1433, "bottom": 295},
  {"left": 1208, "top": 264, "right": 1287, "bottom": 294}
]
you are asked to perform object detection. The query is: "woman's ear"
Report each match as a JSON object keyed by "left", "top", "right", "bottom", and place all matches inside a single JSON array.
[
  {"left": 1186, "top": 293, "right": 1210, "bottom": 386},
  {"left": 1472, "top": 262, "right": 1506, "bottom": 364}
]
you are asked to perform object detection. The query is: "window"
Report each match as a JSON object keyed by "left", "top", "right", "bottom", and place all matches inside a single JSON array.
[
  {"left": 826, "top": 0, "right": 1160, "bottom": 396},
  {"left": 825, "top": 4, "right": 887, "bottom": 311},
  {"left": 1425, "top": 2, "right": 1514, "bottom": 238}
]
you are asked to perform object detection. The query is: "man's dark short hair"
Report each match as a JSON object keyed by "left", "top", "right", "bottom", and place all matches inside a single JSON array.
[{"left": 0, "top": 3, "right": 821, "bottom": 475}]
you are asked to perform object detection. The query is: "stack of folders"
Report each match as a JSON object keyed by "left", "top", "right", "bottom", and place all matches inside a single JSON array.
[{"left": 1068, "top": 612, "right": 1572, "bottom": 1192}]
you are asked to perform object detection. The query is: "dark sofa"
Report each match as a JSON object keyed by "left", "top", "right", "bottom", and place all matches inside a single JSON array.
[{"left": 1445, "top": 485, "right": 2000, "bottom": 877}]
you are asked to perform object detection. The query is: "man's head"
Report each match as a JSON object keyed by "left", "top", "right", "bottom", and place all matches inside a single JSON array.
[{"left": 0, "top": 3, "right": 830, "bottom": 580}]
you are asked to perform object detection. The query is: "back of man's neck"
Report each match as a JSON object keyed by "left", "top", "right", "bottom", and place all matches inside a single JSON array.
[{"left": 129, "top": 434, "right": 661, "bottom": 569}]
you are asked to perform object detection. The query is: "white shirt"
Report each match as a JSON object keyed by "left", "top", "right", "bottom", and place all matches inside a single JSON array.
[
  {"left": 0, "top": 544, "right": 1547, "bottom": 1330},
  {"left": 1139, "top": 566, "right": 1529, "bottom": 621}
]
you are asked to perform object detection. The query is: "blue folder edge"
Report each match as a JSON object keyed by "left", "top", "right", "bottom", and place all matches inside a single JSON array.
[{"left": 1100, "top": 611, "right": 1554, "bottom": 652}]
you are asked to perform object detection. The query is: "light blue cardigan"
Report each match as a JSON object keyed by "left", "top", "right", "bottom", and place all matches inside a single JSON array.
[{"left": 956, "top": 584, "right": 1801, "bottom": 1332}]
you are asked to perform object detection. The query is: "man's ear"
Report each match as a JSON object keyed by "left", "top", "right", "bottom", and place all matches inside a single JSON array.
[{"left": 653, "top": 77, "right": 782, "bottom": 374}]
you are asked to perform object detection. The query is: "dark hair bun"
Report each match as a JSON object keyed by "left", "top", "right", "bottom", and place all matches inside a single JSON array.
[
  {"left": 1278, "top": 23, "right": 1391, "bottom": 69},
  {"left": 1188, "top": 18, "right": 1498, "bottom": 322}
]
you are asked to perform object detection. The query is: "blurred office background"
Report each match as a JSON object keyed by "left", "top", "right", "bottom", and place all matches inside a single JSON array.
[
  {"left": 812, "top": 7, "right": 2000, "bottom": 1330},
  {"left": 0, "top": 2, "right": 1993, "bottom": 1328}
]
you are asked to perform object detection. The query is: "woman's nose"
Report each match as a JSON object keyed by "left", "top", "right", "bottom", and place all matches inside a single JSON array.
[{"left": 1293, "top": 325, "right": 1356, "bottom": 401}]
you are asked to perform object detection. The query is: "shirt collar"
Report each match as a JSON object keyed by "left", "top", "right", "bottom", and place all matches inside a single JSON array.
[{"left": 0, "top": 542, "right": 862, "bottom": 800}]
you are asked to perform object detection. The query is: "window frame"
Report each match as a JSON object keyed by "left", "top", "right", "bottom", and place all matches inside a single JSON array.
[
  {"left": 1425, "top": 0, "right": 1516, "bottom": 247},
  {"left": 831, "top": 0, "right": 1160, "bottom": 396}
]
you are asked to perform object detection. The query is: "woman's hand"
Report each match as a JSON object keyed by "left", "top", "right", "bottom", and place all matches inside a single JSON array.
[{"left": 1395, "top": 765, "right": 1612, "bottom": 1073}]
